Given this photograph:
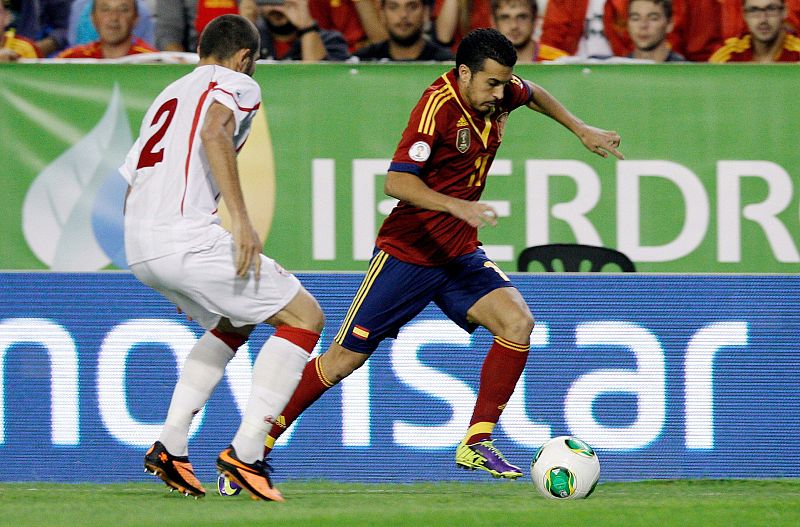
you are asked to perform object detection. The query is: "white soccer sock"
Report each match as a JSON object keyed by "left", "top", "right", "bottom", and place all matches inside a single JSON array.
[
  {"left": 159, "top": 331, "right": 235, "bottom": 456},
  {"left": 231, "top": 336, "right": 310, "bottom": 463}
]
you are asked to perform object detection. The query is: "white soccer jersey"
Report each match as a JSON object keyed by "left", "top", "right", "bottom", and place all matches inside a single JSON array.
[{"left": 120, "top": 64, "right": 261, "bottom": 265}]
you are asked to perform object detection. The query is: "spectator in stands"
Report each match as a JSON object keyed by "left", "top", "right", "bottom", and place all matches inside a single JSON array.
[
  {"left": 68, "top": 0, "right": 154, "bottom": 47},
  {"left": 57, "top": 0, "right": 157, "bottom": 58},
  {"left": 720, "top": 0, "right": 800, "bottom": 39},
  {"left": 155, "top": 0, "right": 197, "bottom": 51},
  {"left": 710, "top": 0, "right": 800, "bottom": 62},
  {"left": 308, "top": 0, "right": 387, "bottom": 53},
  {"left": 355, "top": 0, "right": 452, "bottom": 61},
  {"left": 249, "top": 0, "right": 349, "bottom": 60},
  {"left": 491, "top": 0, "right": 565, "bottom": 61},
  {"left": 625, "top": 0, "right": 684, "bottom": 61},
  {"left": 4, "top": 0, "right": 71, "bottom": 56},
  {"left": 542, "top": 0, "right": 724, "bottom": 62},
  {"left": 433, "top": 0, "right": 492, "bottom": 50},
  {"left": 1, "top": 0, "right": 41, "bottom": 60}
]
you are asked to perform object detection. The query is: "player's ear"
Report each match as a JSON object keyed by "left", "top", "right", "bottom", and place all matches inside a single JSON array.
[
  {"left": 234, "top": 48, "right": 251, "bottom": 72},
  {"left": 458, "top": 64, "right": 472, "bottom": 82}
]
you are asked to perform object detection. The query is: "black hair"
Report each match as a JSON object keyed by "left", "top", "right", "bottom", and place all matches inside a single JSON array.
[
  {"left": 628, "top": 0, "right": 673, "bottom": 20},
  {"left": 198, "top": 14, "right": 260, "bottom": 61},
  {"left": 455, "top": 28, "right": 517, "bottom": 76}
]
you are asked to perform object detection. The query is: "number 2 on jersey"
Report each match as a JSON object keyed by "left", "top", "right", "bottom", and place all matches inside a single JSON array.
[{"left": 136, "top": 98, "right": 178, "bottom": 169}]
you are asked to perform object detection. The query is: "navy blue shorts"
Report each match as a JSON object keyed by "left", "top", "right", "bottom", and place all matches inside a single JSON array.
[{"left": 334, "top": 247, "right": 515, "bottom": 354}]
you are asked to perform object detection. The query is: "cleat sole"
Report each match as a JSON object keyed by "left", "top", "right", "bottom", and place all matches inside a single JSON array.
[{"left": 144, "top": 463, "right": 205, "bottom": 498}]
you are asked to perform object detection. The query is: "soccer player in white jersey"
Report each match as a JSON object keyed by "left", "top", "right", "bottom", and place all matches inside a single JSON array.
[{"left": 121, "top": 14, "right": 324, "bottom": 502}]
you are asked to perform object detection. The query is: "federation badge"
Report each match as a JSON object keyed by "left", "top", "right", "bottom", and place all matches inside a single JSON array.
[
  {"left": 456, "top": 128, "right": 470, "bottom": 153},
  {"left": 409, "top": 141, "right": 431, "bottom": 162},
  {"left": 497, "top": 112, "right": 509, "bottom": 141}
]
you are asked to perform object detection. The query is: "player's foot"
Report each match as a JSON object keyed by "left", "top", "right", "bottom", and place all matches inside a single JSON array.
[
  {"left": 455, "top": 439, "right": 523, "bottom": 479},
  {"left": 217, "top": 473, "right": 242, "bottom": 496},
  {"left": 144, "top": 441, "right": 206, "bottom": 497},
  {"left": 216, "top": 445, "right": 285, "bottom": 502}
]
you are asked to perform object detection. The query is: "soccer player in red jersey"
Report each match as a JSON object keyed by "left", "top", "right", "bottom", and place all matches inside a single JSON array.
[{"left": 232, "top": 27, "right": 622, "bottom": 485}]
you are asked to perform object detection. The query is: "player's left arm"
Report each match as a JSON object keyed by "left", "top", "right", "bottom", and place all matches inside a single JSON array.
[
  {"left": 525, "top": 81, "right": 624, "bottom": 160},
  {"left": 201, "top": 101, "right": 263, "bottom": 279}
]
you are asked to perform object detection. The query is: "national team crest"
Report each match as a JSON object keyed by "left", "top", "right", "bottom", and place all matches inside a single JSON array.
[
  {"left": 497, "top": 112, "right": 509, "bottom": 141},
  {"left": 456, "top": 128, "right": 470, "bottom": 153}
]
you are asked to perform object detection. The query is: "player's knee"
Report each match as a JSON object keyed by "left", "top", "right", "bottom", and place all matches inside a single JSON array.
[{"left": 498, "top": 309, "right": 535, "bottom": 343}]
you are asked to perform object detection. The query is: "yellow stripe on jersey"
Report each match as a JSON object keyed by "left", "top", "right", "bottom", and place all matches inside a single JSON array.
[
  {"left": 418, "top": 85, "right": 449, "bottom": 134},
  {"left": 334, "top": 250, "right": 390, "bottom": 344},
  {"left": 784, "top": 34, "right": 800, "bottom": 52},
  {"left": 494, "top": 336, "right": 530, "bottom": 352},
  {"left": 709, "top": 35, "right": 751, "bottom": 63},
  {"left": 442, "top": 74, "right": 492, "bottom": 148},
  {"left": 423, "top": 93, "right": 453, "bottom": 136},
  {"left": 537, "top": 43, "right": 569, "bottom": 62}
]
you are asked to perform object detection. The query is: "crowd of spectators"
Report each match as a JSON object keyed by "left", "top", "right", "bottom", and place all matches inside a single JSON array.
[{"left": 2, "top": 0, "right": 799, "bottom": 63}]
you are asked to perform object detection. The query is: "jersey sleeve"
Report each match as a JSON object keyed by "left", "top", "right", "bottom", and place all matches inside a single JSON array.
[
  {"left": 119, "top": 137, "right": 142, "bottom": 185},
  {"left": 506, "top": 75, "right": 533, "bottom": 110},
  {"left": 388, "top": 90, "right": 444, "bottom": 177},
  {"left": 208, "top": 73, "right": 262, "bottom": 136}
]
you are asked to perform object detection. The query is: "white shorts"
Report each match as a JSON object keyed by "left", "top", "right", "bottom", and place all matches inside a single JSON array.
[{"left": 130, "top": 233, "right": 301, "bottom": 330}]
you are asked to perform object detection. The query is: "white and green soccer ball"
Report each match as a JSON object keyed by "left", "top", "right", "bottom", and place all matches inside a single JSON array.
[{"left": 530, "top": 436, "right": 600, "bottom": 499}]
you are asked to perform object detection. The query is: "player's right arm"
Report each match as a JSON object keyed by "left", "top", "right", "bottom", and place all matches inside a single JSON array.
[
  {"left": 525, "top": 81, "right": 624, "bottom": 160},
  {"left": 200, "top": 100, "right": 262, "bottom": 279},
  {"left": 384, "top": 171, "right": 497, "bottom": 228}
]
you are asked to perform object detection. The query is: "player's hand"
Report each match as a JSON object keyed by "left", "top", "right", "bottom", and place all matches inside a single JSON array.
[
  {"left": 578, "top": 125, "right": 624, "bottom": 160},
  {"left": 232, "top": 220, "right": 263, "bottom": 279},
  {"left": 0, "top": 48, "right": 20, "bottom": 63},
  {"left": 449, "top": 200, "right": 499, "bottom": 228}
]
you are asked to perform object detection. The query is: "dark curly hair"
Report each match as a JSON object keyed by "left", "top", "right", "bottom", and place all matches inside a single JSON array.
[{"left": 455, "top": 28, "right": 517, "bottom": 76}]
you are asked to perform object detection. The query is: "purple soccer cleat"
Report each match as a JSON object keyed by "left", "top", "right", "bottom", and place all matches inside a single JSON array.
[{"left": 455, "top": 439, "right": 523, "bottom": 479}]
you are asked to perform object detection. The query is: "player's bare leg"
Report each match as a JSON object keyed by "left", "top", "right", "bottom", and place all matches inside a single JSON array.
[
  {"left": 455, "top": 287, "right": 534, "bottom": 479},
  {"left": 217, "top": 287, "right": 324, "bottom": 501}
]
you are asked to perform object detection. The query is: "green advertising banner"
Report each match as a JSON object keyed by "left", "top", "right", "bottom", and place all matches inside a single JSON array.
[{"left": 1, "top": 63, "right": 798, "bottom": 272}]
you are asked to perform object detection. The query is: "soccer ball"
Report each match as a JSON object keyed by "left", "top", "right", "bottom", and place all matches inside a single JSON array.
[
  {"left": 217, "top": 474, "right": 241, "bottom": 496},
  {"left": 530, "top": 436, "right": 600, "bottom": 499}
]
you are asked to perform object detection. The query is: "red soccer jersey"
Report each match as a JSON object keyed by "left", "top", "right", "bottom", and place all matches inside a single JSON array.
[
  {"left": 376, "top": 68, "right": 532, "bottom": 266},
  {"left": 57, "top": 37, "right": 157, "bottom": 58},
  {"left": 709, "top": 33, "right": 800, "bottom": 62}
]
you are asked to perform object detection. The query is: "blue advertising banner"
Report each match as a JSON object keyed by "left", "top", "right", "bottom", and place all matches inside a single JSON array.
[{"left": 0, "top": 273, "right": 798, "bottom": 483}]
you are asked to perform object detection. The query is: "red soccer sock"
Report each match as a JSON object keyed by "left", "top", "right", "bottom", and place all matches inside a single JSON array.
[
  {"left": 466, "top": 336, "right": 530, "bottom": 444},
  {"left": 264, "top": 355, "right": 334, "bottom": 453}
]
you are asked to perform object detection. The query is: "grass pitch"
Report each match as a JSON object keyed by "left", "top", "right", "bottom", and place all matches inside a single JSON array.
[{"left": 0, "top": 479, "right": 797, "bottom": 527}]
